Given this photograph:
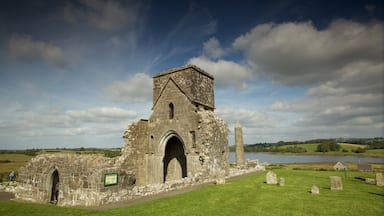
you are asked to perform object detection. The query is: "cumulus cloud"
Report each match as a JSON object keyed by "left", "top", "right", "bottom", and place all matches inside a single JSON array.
[
  {"left": 67, "top": 107, "right": 137, "bottom": 122},
  {"left": 202, "top": 37, "right": 225, "bottom": 59},
  {"left": 232, "top": 19, "right": 384, "bottom": 138},
  {"left": 216, "top": 107, "right": 281, "bottom": 129},
  {"left": 0, "top": 106, "right": 137, "bottom": 139},
  {"left": 233, "top": 19, "right": 383, "bottom": 86},
  {"left": 8, "top": 35, "right": 66, "bottom": 67},
  {"left": 64, "top": 0, "right": 141, "bottom": 31},
  {"left": 104, "top": 73, "right": 152, "bottom": 102},
  {"left": 188, "top": 57, "right": 253, "bottom": 89}
]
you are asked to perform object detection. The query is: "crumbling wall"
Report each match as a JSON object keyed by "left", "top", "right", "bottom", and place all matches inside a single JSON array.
[
  {"left": 15, "top": 153, "right": 135, "bottom": 206},
  {"left": 195, "top": 110, "right": 229, "bottom": 183},
  {"left": 120, "top": 119, "right": 149, "bottom": 185}
]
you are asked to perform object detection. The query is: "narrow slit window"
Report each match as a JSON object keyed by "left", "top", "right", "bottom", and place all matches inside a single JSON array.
[
  {"left": 191, "top": 131, "right": 196, "bottom": 148},
  {"left": 169, "top": 103, "right": 174, "bottom": 119}
]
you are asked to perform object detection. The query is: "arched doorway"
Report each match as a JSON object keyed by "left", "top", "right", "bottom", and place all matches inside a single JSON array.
[
  {"left": 50, "top": 169, "right": 59, "bottom": 204},
  {"left": 163, "top": 136, "right": 187, "bottom": 182}
]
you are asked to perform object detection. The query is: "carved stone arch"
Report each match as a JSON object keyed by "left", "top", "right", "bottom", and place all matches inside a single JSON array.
[
  {"left": 159, "top": 131, "right": 187, "bottom": 182},
  {"left": 47, "top": 166, "right": 60, "bottom": 203}
]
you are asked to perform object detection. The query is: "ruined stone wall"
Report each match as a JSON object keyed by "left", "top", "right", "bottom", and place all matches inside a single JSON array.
[
  {"left": 150, "top": 80, "right": 198, "bottom": 154},
  {"left": 146, "top": 79, "right": 199, "bottom": 184},
  {"left": 15, "top": 64, "right": 229, "bottom": 206},
  {"left": 195, "top": 110, "right": 229, "bottom": 183},
  {"left": 120, "top": 119, "right": 149, "bottom": 185},
  {"left": 16, "top": 154, "right": 135, "bottom": 206}
]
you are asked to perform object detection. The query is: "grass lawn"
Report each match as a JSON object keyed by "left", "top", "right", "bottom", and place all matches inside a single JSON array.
[{"left": 1, "top": 166, "right": 383, "bottom": 216}]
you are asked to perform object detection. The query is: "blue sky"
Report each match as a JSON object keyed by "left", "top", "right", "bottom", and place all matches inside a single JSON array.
[{"left": 0, "top": 0, "right": 383, "bottom": 149}]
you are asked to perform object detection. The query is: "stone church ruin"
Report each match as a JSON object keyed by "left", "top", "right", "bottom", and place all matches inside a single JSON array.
[{"left": 15, "top": 65, "right": 229, "bottom": 206}]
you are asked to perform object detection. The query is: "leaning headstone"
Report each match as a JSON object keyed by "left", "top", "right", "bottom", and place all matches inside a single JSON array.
[
  {"left": 266, "top": 171, "right": 277, "bottom": 184},
  {"left": 376, "top": 173, "right": 384, "bottom": 186},
  {"left": 279, "top": 177, "right": 285, "bottom": 186},
  {"left": 330, "top": 176, "right": 343, "bottom": 190},
  {"left": 311, "top": 185, "right": 320, "bottom": 194},
  {"left": 365, "top": 178, "right": 376, "bottom": 185}
]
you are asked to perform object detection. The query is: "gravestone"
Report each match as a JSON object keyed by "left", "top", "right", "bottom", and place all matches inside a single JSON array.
[
  {"left": 365, "top": 178, "right": 376, "bottom": 185},
  {"left": 266, "top": 171, "right": 277, "bottom": 184},
  {"left": 376, "top": 173, "right": 384, "bottom": 186},
  {"left": 311, "top": 185, "right": 319, "bottom": 194},
  {"left": 279, "top": 177, "right": 285, "bottom": 186},
  {"left": 330, "top": 176, "right": 343, "bottom": 190}
]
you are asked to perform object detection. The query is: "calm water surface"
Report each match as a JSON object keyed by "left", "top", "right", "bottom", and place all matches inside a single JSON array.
[{"left": 229, "top": 152, "right": 384, "bottom": 164}]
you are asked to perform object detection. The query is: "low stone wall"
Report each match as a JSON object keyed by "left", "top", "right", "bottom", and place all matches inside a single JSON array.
[{"left": 15, "top": 153, "right": 135, "bottom": 206}]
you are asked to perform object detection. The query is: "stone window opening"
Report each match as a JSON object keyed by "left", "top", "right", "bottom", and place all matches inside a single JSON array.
[
  {"left": 169, "top": 103, "right": 174, "bottom": 119},
  {"left": 190, "top": 131, "right": 196, "bottom": 148},
  {"left": 50, "top": 169, "right": 59, "bottom": 204}
]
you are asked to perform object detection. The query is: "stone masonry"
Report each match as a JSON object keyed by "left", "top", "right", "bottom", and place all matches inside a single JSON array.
[
  {"left": 15, "top": 65, "right": 229, "bottom": 206},
  {"left": 235, "top": 121, "right": 245, "bottom": 167}
]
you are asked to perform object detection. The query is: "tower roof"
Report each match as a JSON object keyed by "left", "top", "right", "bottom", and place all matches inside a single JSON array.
[{"left": 153, "top": 64, "right": 214, "bottom": 79}]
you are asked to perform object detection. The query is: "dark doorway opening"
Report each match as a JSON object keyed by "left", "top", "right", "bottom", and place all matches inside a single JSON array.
[
  {"left": 163, "top": 136, "right": 187, "bottom": 182},
  {"left": 50, "top": 170, "right": 59, "bottom": 204}
]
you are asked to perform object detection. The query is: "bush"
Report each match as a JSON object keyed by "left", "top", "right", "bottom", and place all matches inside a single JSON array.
[
  {"left": 342, "top": 148, "right": 348, "bottom": 152},
  {"left": 24, "top": 149, "right": 38, "bottom": 156},
  {"left": 352, "top": 147, "right": 366, "bottom": 153},
  {"left": 316, "top": 142, "right": 340, "bottom": 152},
  {"left": 104, "top": 150, "right": 121, "bottom": 158},
  {"left": 0, "top": 160, "right": 11, "bottom": 163}
]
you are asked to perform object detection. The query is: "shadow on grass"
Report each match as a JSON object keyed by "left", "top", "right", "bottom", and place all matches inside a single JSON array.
[{"left": 368, "top": 192, "right": 384, "bottom": 197}]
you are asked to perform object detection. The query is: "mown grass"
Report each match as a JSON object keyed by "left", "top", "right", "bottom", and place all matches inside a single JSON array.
[{"left": 1, "top": 166, "right": 383, "bottom": 216}]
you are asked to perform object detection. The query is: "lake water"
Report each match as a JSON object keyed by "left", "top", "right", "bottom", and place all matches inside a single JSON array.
[{"left": 229, "top": 152, "right": 384, "bottom": 164}]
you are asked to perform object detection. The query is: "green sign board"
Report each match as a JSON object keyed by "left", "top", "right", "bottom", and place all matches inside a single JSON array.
[{"left": 104, "top": 173, "right": 118, "bottom": 187}]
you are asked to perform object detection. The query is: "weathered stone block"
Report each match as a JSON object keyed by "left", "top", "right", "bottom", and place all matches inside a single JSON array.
[
  {"left": 266, "top": 171, "right": 277, "bottom": 184},
  {"left": 330, "top": 176, "right": 343, "bottom": 190},
  {"left": 311, "top": 185, "right": 320, "bottom": 194},
  {"left": 376, "top": 173, "right": 384, "bottom": 186}
]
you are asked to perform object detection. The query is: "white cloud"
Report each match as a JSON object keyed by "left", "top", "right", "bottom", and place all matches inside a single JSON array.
[
  {"left": 188, "top": 57, "right": 253, "bottom": 89},
  {"left": 231, "top": 19, "right": 384, "bottom": 139},
  {"left": 0, "top": 106, "right": 137, "bottom": 140},
  {"left": 8, "top": 35, "right": 66, "bottom": 67},
  {"left": 233, "top": 19, "right": 383, "bottom": 86},
  {"left": 202, "top": 37, "right": 225, "bottom": 59},
  {"left": 216, "top": 107, "right": 281, "bottom": 129},
  {"left": 67, "top": 107, "right": 137, "bottom": 122},
  {"left": 306, "top": 61, "right": 384, "bottom": 96},
  {"left": 104, "top": 73, "right": 152, "bottom": 102}
]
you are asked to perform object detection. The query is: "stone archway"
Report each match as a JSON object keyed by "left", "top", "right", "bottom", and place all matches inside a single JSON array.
[
  {"left": 50, "top": 169, "right": 59, "bottom": 204},
  {"left": 163, "top": 136, "right": 187, "bottom": 182}
]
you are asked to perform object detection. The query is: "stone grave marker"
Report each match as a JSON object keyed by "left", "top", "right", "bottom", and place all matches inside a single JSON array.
[
  {"left": 376, "top": 173, "right": 384, "bottom": 186},
  {"left": 279, "top": 177, "right": 285, "bottom": 186},
  {"left": 365, "top": 178, "right": 376, "bottom": 185},
  {"left": 311, "top": 185, "right": 319, "bottom": 194},
  {"left": 266, "top": 171, "right": 277, "bottom": 184},
  {"left": 330, "top": 176, "right": 343, "bottom": 190}
]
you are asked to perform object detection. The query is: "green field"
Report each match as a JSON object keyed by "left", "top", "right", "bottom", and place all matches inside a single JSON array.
[
  {"left": 0, "top": 153, "right": 34, "bottom": 182},
  {"left": 1, "top": 165, "right": 383, "bottom": 216},
  {"left": 276, "top": 143, "right": 384, "bottom": 157}
]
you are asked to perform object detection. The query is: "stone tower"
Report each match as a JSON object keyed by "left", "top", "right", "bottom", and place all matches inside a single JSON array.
[
  {"left": 121, "top": 64, "right": 229, "bottom": 185},
  {"left": 235, "top": 121, "right": 245, "bottom": 167}
]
